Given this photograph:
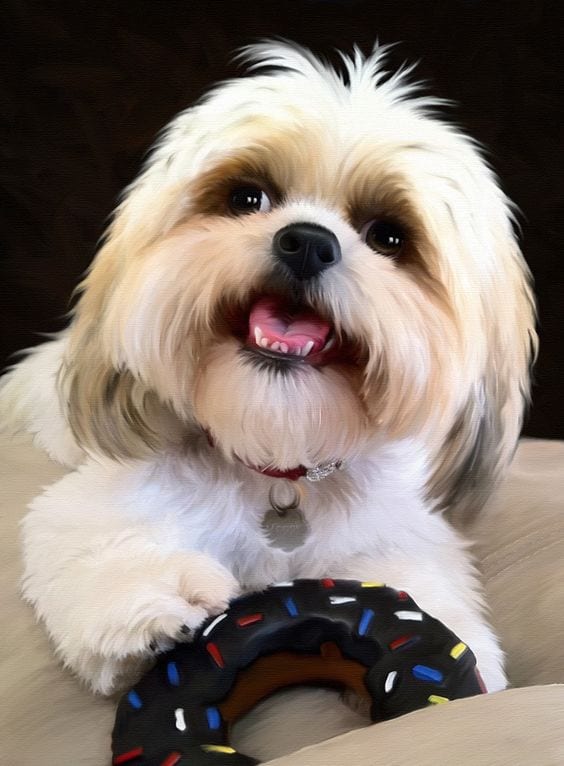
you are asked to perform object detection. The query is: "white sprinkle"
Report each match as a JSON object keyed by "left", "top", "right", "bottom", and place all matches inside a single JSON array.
[
  {"left": 303, "top": 340, "right": 315, "bottom": 356},
  {"left": 202, "top": 612, "right": 228, "bottom": 637},
  {"left": 260, "top": 338, "right": 269, "bottom": 348},
  {"left": 329, "top": 595, "right": 357, "bottom": 605},
  {"left": 280, "top": 342, "right": 289, "bottom": 354},
  {"left": 175, "top": 707, "right": 187, "bottom": 732},
  {"left": 254, "top": 326, "right": 263, "bottom": 345},
  {"left": 385, "top": 671, "right": 397, "bottom": 693},
  {"left": 394, "top": 610, "right": 424, "bottom": 621},
  {"left": 271, "top": 581, "right": 294, "bottom": 587}
]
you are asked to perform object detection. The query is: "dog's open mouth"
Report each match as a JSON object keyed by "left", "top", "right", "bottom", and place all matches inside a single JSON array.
[
  {"left": 246, "top": 295, "right": 336, "bottom": 365},
  {"left": 220, "top": 292, "right": 363, "bottom": 369}
]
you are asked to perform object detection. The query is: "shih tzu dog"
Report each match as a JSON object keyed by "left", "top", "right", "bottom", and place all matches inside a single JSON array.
[{"left": 1, "top": 41, "right": 536, "bottom": 757}]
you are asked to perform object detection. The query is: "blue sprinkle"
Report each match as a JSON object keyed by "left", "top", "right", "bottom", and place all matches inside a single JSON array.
[
  {"left": 284, "top": 597, "right": 299, "bottom": 617},
  {"left": 206, "top": 706, "right": 222, "bottom": 730},
  {"left": 167, "top": 661, "right": 180, "bottom": 686},
  {"left": 412, "top": 665, "right": 444, "bottom": 684},
  {"left": 127, "top": 690, "right": 143, "bottom": 710},
  {"left": 357, "top": 608, "right": 375, "bottom": 636}
]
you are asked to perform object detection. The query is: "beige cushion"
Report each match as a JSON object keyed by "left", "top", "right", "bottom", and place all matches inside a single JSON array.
[
  {"left": 264, "top": 685, "right": 564, "bottom": 766},
  {"left": 469, "top": 439, "right": 564, "bottom": 687},
  {"left": 0, "top": 436, "right": 115, "bottom": 765},
  {"left": 1, "top": 435, "right": 564, "bottom": 765}
]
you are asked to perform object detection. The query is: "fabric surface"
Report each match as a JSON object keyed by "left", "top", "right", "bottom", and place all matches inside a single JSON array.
[
  {"left": 1, "top": 435, "right": 563, "bottom": 764},
  {"left": 263, "top": 685, "right": 564, "bottom": 766},
  {"left": 469, "top": 438, "right": 564, "bottom": 687}
]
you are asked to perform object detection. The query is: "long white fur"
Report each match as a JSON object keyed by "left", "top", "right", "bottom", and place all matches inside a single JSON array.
[{"left": 0, "top": 41, "right": 536, "bottom": 760}]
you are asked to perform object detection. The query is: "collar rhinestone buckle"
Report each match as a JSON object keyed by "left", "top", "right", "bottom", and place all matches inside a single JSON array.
[{"left": 305, "top": 460, "right": 343, "bottom": 482}]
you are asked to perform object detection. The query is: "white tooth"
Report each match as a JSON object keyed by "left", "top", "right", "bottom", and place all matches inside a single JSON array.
[
  {"left": 260, "top": 338, "right": 269, "bottom": 348},
  {"left": 295, "top": 347, "right": 304, "bottom": 356},
  {"left": 254, "top": 326, "right": 263, "bottom": 345},
  {"left": 271, "top": 342, "right": 281, "bottom": 351},
  {"left": 323, "top": 336, "right": 335, "bottom": 351},
  {"left": 303, "top": 340, "right": 315, "bottom": 356},
  {"left": 280, "top": 342, "right": 289, "bottom": 354}
]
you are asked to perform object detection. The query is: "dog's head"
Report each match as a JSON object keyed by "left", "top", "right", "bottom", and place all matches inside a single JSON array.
[{"left": 64, "top": 41, "right": 536, "bottom": 518}]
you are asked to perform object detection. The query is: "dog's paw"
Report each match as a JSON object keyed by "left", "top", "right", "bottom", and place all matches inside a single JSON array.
[
  {"left": 82, "top": 550, "right": 239, "bottom": 665},
  {"left": 148, "top": 551, "right": 241, "bottom": 649}
]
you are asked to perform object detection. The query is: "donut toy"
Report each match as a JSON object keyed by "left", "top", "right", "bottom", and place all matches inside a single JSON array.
[{"left": 112, "top": 579, "right": 486, "bottom": 765}]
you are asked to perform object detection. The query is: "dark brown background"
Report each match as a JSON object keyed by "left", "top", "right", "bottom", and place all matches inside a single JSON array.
[{"left": 1, "top": 0, "right": 563, "bottom": 438}]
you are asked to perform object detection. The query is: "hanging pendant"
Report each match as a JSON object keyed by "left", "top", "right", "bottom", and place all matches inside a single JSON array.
[{"left": 261, "top": 483, "right": 310, "bottom": 551}]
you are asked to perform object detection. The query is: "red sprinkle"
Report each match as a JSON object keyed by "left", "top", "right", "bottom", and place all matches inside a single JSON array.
[
  {"left": 397, "top": 591, "right": 410, "bottom": 601},
  {"left": 160, "top": 753, "right": 183, "bottom": 766},
  {"left": 321, "top": 578, "right": 335, "bottom": 588},
  {"left": 389, "top": 634, "right": 416, "bottom": 651},
  {"left": 113, "top": 747, "right": 144, "bottom": 764},
  {"left": 237, "top": 613, "right": 264, "bottom": 627},
  {"left": 475, "top": 668, "right": 488, "bottom": 693},
  {"left": 206, "top": 641, "right": 225, "bottom": 668}
]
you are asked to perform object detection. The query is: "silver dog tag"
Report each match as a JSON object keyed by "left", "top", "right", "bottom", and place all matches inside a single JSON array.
[{"left": 261, "top": 506, "right": 310, "bottom": 551}]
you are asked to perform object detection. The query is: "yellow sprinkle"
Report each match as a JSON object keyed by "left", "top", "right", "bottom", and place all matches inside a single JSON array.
[
  {"left": 361, "top": 581, "right": 385, "bottom": 588},
  {"left": 201, "top": 745, "right": 237, "bottom": 754},
  {"left": 428, "top": 695, "right": 450, "bottom": 705},
  {"left": 450, "top": 642, "right": 468, "bottom": 660}
]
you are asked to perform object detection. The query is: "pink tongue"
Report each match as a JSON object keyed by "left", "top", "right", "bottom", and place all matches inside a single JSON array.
[{"left": 248, "top": 296, "right": 332, "bottom": 354}]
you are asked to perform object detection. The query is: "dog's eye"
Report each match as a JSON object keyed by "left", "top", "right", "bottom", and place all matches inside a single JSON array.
[
  {"left": 362, "top": 220, "right": 405, "bottom": 256},
  {"left": 229, "top": 185, "right": 272, "bottom": 214}
]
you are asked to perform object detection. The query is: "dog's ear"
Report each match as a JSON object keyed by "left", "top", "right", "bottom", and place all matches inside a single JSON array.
[
  {"left": 58, "top": 96, "right": 206, "bottom": 458},
  {"left": 427, "top": 238, "right": 537, "bottom": 524},
  {"left": 61, "top": 158, "right": 190, "bottom": 459},
  {"left": 61, "top": 230, "right": 163, "bottom": 459}
]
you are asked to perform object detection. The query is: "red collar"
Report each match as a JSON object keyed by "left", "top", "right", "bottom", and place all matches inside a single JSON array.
[
  {"left": 203, "top": 430, "right": 343, "bottom": 481},
  {"left": 248, "top": 464, "right": 308, "bottom": 481},
  {"left": 203, "top": 429, "right": 307, "bottom": 481}
]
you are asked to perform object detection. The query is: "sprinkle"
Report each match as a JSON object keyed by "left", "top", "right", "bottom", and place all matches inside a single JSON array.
[
  {"left": 450, "top": 642, "right": 468, "bottom": 660},
  {"left": 428, "top": 694, "right": 450, "bottom": 704},
  {"left": 206, "top": 706, "right": 222, "bottom": 730},
  {"left": 329, "top": 595, "right": 357, "bottom": 605},
  {"left": 202, "top": 613, "right": 228, "bottom": 637},
  {"left": 412, "top": 665, "right": 444, "bottom": 684},
  {"left": 175, "top": 707, "right": 187, "bottom": 732},
  {"left": 127, "top": 691, "right": 143, "bottom": 710},
  {"left": 321, "top": 578, "right": 335, "bottom": 588},
  {"left": 206, "top": 642, "right": 225, "bottom": 668},
  {"left": 389, "top": 634, "right": 421, "bottom": 651},
  {"left": 384, "top": 671, "right": 398, "bottom": 693},
  {"left": 475, "top": 668, "right": 488, "bottom": 693},
  {"left": 237, "top": 613, "right": 264, "bottom": 627},
  {"left": 271, "top": 581, "right": 294, "bottom": 587},
  {"left": 394, "top": 610, "right": 423, "bottom": 621},
  {"left": 167, "top": 661, "right": 180, "bottom": 686},
  {"left": 113, "top": 748, "right": 144, "bottom": 764},
  {"left": 396, "top": 591, "right": 410, "bottom": 601},
  {"left": 201, "top": 745, "right": 237, "bottom": 754},
  {"left": 160, "top": 753, "right": 182, "bottom": 766},
  {"left": 357, "top": 608, "right": 375, "bottom": 636},
  {"left": 284, "top": 596, "right": 299, "bottom": 616},
  {"left": 361, "top": 581, "right": 385, "bottom": 588}
]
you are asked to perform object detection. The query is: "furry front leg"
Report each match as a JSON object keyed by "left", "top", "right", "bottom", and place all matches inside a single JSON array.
[{"left": 20, "top": 462, "right": 239, "bottom": 695}]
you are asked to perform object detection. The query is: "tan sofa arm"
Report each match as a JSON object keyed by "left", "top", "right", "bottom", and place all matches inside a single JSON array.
[{"left": 264, "top": 686, "right": 564, "bottom": 766}]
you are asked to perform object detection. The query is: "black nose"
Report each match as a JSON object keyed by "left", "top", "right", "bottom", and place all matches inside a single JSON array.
[{"left": 272, "top": 223, "right": 342, "bottom": 280}]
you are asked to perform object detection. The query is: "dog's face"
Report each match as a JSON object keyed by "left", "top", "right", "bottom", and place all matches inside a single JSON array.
[{"left": 65, "top": 43, "right": 536, "bottom": 517}]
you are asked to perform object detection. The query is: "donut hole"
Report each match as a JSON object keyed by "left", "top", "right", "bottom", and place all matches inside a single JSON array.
[{"left": 230, "top": 684, "right": 369, "bottom": 762}]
